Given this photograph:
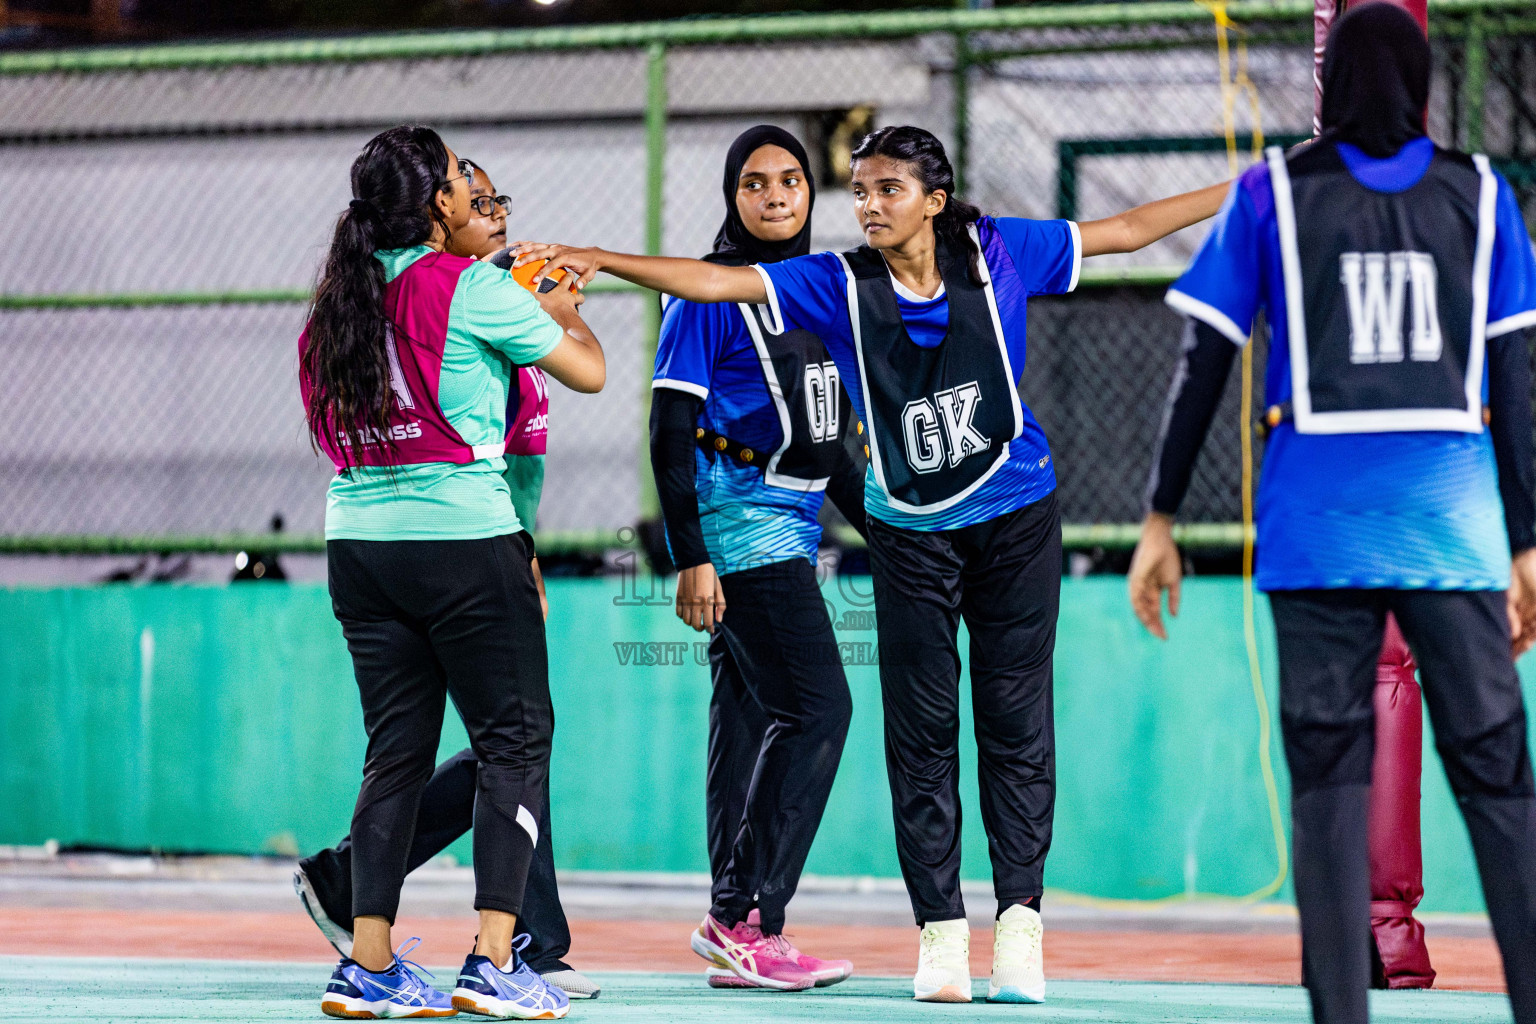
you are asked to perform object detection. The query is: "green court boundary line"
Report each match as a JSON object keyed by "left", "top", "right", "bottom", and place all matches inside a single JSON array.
[
  {"left": 0, "top": 523, "right": 1249, "bottom": 557},
  {"left": 0, "top": 267, "right": 1184, "bottom": 311},
  {"left": 0, "top": 0, "right": 1526, "bottom": 76}
]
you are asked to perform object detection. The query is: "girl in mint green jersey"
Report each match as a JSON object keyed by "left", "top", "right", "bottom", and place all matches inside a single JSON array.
[
  {"left": 299, "top": 124, "right": 602, "bottom": 1022},
  {"left": 294, "top": 160, "right": 601, "bottom": 1004}
]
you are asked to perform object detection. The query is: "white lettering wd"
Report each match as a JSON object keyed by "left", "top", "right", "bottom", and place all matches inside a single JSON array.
[{"left": 1340, "top": 251, "right": 1442, "bottom": 364}]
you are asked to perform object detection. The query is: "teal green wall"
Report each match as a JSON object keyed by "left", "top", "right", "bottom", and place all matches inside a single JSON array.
[{"left": 2, "top": 578, "right": 1532, "bottom": 912}]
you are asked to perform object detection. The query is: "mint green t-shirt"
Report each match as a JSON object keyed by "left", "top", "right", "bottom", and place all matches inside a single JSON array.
[
  {"left": 502, "top": 454, "right": 546, "bottom": 535},
  {"left": 324, "top": 247, "right": 564, "bottom": 541}
]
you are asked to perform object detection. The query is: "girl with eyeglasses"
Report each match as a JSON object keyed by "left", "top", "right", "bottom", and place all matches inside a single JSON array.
[
  {"left": 513, "top": 124, "right": 1224, "bottom": 1005},
  {"left": 295, "top": 160, "right": 600, "bottom": 1006},
  {"left": 300, "top": 125, "right": 602, "bottom": 1021}
]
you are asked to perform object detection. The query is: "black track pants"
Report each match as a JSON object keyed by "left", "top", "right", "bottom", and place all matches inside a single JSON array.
[
  {"left": 706, "top": 557, "right": 853, "bottom": 936},
  {"left": 868, "top": 493, "right": 1061, "bottom": 927},
  {"left": 1271, "top": 588, "right": 1536, "bottom": 1024},
  {"left": 705, "top": 642, "right": 769, "bottom": 907},
  {"left": 328, "top": 534, "right": 552, "bottom": 924},
  {"left": 300, "top": 748, "right": 574, "bottom": 973}
]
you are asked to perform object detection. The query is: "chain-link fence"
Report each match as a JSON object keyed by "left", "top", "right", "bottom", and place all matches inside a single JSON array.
[{"left": 1, "top": 0, "right": 1532, "bottom": 562}]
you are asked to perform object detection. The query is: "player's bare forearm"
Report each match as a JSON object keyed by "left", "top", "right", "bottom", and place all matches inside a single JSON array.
[
  {"left": 1079, "top": 182, "right": 1230, "bottom": 257},
  {"left": 607, "top": 252, "right": 765, "bottom": 303},
  {"left": 513, "top": 243, "right": 767, "bottom": 304},
  {"left": 629, "top": 254, "right": 761, "bottom": 303},
  {"left": 536, "top": 329, "right": 605, "bottom": 393},
  {"left": 534, "top": 291, "right": 605, "bottom": 394}
]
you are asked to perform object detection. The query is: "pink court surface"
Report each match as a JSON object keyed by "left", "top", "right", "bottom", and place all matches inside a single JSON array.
[
  {"left": 0, "top": 855, "right": 1515, "bottom": 1024},
  {"left": 0, "top": 906, "right": 1512, "bottom": 989}
]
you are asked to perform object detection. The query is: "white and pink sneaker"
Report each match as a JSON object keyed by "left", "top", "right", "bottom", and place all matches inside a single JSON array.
[
  {"left": 791, "top": 946, "right": 854, "bottom": 988},
  {"left": 748, "top": 910, "right": 853, "bottom": 987},
  {"left": 690, "top": 912, "right": 817, "bottom": 991},
  {"left": 705, "top": 967, "right": 757, "bottom": 989},
  {"left": 696, "top": 911, "right": 853, "bottom": 990}
]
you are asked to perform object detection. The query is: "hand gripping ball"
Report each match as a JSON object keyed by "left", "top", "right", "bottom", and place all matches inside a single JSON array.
[{"left": 486, "top": 248, "right": 570, "bottom": 294}]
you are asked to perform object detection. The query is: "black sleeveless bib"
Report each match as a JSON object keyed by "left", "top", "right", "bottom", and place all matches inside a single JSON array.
[
  {"left": 838, "top": 231, "right": 1020, "bottom": 512},
  {"left": 736, "top": 303, "right": 856, "bottom": 490},
  {"left": 1269, "top": 142, "right": 1495, "bottom": 434}
]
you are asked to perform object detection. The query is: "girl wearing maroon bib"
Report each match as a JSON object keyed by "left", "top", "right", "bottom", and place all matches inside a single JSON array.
[{"left": 299, "top": 125, "right": 603, "bottom": 1021}]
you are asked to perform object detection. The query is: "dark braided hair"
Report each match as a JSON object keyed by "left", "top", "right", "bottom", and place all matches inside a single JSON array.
[
  {"left": 850, "top": 125, "right": 985, "bottom": 286},
  {"left": 303, "top": 125, "right": 452, "bottom": 469}
]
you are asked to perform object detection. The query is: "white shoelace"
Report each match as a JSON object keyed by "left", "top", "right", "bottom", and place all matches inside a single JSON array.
[
  {"left": 995, "top": 916, "right": 1042, "bottom": 957},
  {"left": 919, "top": 927, "right": 968, "bottom": 967}
]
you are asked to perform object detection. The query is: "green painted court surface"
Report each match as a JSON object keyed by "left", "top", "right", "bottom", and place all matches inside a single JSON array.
[{"left": 1, "top": 958, "right": 1513, "bottom": 1024}]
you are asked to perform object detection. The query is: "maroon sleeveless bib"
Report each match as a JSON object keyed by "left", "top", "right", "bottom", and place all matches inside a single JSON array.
[{"left": 300, "top": 251, "right": 509, "bottom": 472}]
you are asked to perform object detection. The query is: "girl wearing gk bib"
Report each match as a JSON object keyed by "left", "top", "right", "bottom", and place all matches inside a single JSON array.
[
  {"left": 651, "top": 126, "right": 867, "bottom": 991},
  {"left": 1131, "top": 8, "right": 1536, "bottom": 1023},
  {"left": 296, "top": 160, "right": 601, "bottom": 1004},
  {"left": 300, "top": 126, "right": 603, "bottom": 1021},
  {"left": 514, "top": 124, "right": 1225, "bottom": 1004}
]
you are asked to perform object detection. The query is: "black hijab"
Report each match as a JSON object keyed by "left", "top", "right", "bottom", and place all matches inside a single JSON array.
[
  {"left": 1319, "top": 2, "right": 1430, "bottom": 158},
  {"left": 703, "top": 125, "right": 816, "bottom": 267}
]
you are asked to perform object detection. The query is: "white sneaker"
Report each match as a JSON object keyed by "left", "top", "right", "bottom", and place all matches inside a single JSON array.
[
  {"left": 912, "top": 918, "right": 972, "bottom": 1002},
  {"left": 988, "top": 904, "right": 1046, "bottom": 1003}
]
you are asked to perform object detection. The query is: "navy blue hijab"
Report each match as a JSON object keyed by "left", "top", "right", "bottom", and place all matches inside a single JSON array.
[
  {"left": 703, "top": 125, "right": 817, "bottom": 267},
  {"left": 1320, "top": 3, "right": 1430, "bottom": 158}
]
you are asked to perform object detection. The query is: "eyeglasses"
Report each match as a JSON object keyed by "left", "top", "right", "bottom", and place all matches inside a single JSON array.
[
  {"left": 469, "top": 194, "right": 512, "bottom": 218},
  {"left": 438, "top": 157, "right": 474, "bottom": 193}
]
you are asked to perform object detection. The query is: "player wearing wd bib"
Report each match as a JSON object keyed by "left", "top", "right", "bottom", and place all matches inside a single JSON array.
[
  {"left": 1131, "top": 10, "right": 1536, "bottom": 1024},
  {"left": 650, "top": 127, "right": 865, "bottom": 990},
  {"left": 299, "top": 127, "right": 603, "bottom": 1021},
  {"left": 514, "top": 124, "right": 1226, "bottom": 1004}
]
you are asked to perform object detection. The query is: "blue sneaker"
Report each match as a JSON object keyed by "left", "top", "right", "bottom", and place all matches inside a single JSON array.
[
  {"left": 321, "top": 937, "right": 457, "bottom": 1019},
  {"left": 452, "top": 935, "right": 570, "bottom": 1019}
]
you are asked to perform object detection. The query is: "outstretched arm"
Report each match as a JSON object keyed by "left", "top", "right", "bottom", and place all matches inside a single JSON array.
[
  {"left": 1079, "top": 182, "right": 1230, "bottom": 258},
  {"left": 511, "top": 243, "right": 768, "bottom": 305}
]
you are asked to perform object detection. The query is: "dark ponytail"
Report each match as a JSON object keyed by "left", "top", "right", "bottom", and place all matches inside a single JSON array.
[
  {"left": 850, "top": 125, "right": 985, "bottom": 286},
  {"left": 304, "top": 124, "right": 451, "bottom": 468}
]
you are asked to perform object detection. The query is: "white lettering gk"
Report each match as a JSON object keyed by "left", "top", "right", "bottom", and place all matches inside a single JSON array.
[{"left": 901, "top": 382, "right": 989, "bottom": 474}]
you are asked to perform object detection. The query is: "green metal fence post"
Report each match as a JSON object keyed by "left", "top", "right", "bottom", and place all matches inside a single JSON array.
[
  {"left": 639, "top": 41, "right": 667, "bottom": 526},
  {"left": 953, "top": 30, "right": 971, "bottom": 195},
  {"left": 1057, "top": 140, "right": 1078, "bottom": 220},
  {"left": 1464, "top": 10, "right": 1488, "bottom": 151}
]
